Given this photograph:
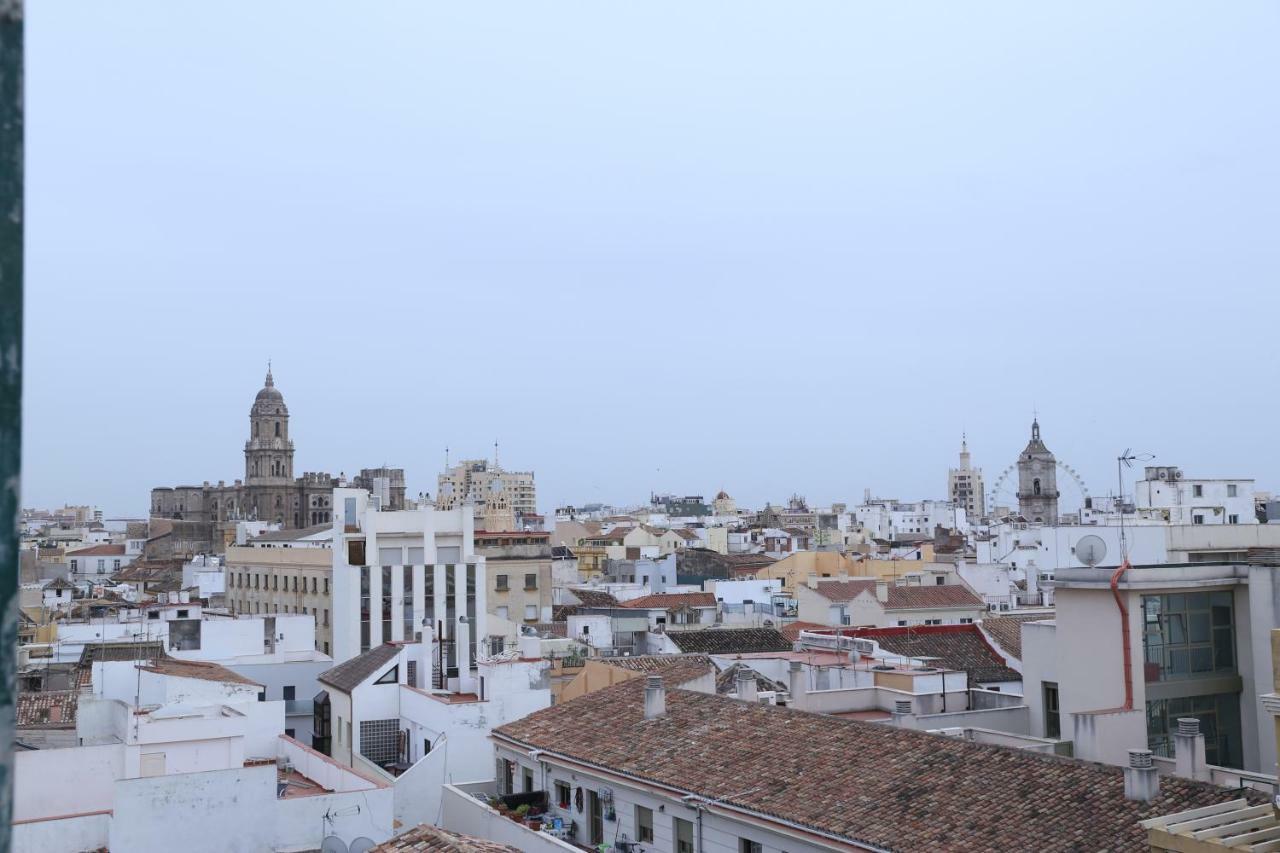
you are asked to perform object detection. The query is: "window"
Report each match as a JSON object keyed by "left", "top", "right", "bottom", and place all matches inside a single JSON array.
[
  {"left": 960, "top": 617, "right": 973, "bottom": 624},
  {"left": 97, "top": 559, "right": 105, "bottom": 572},
  {"left": 524, "top": 604, "right": 537, "bottom": 621},
  {"left": 523, "top": 767, "right": 534, "bottom": 792},
  {"left": 935, "top": 575, "right": 945, "bottom": 585},
  {"left": 359, "top": 718, "right": 400, "bottom": 765},
  {"left": 148, "top": 611, "right": 160, "bottom": 620},
  {"left": 1229, "top": 514, "right": 1239, "bottom": 525},
  {"left": 674, "top": 817, "right": 694, "bottom": 853},
  {"left": 925, "top": 619, "right": 942, "bottom": 625},
  {"left": 1033, "top": 478, "right": 1041, "bottom": 496},
  {"left": 1227, "top": 484, "right": 1238, "bottom": 497},
  {"left": 323, "top": 608, "right": 329, "bottom": 626},
  {"left": 740, "top": 840, "right": 763, "bottom": 853},
  {"left": 496, "top": 606, "right": 509, "bottom": 621},
  {"left": 1142, "top": 591, "right": 1235, "bottom": 682},
  {"left": 282, "top": 685, "right": 295, "bottom": 701},
  {"left": 525, "top": 573, "right": 538, "bottom": 590},
  {"left": 273, "top": 575, "right": 279, "bottom": 590},
  {"left": 113, "top": 559, "right": 121, "bottom": 570},
  {"left": 176, "top": 609, "right": 189, "bottom": 619},
  {"left": 285, "top": 728, "right": 295, "bottom": 739},
  {"left": 311, "top": 577, "right": 317, "bottom": 593},
  {"left": 70, "top": 560, "right": 77, "bottom": 571},
  {"left": 1043, "top": 681, "right": 1060, "bottom": 739},
  {"left": 495, "top": 574, "right": 508, "bottom": 591},
  {"left": 1193, "top": 514, "right": 1205, "bottom": 525},
  {"left": 324, "top": 578, "right": 329, "bottom": 595},
  {"left": 556, "top": 781, "right": 572, "bottom": 810},
  {"left": 1193, "top": 484, "right": 1204, "bottom": 497},
  {"left": 897, "top": 620, "right": 907, "bottom": 627},
  {"left": 1147, "top": 692, "right": 1244, "bottom": 768},
  {"left": 374, "top": 665, "right": 398, "bottom": 685},
  {"left": 635, "top": 805, "right": 653, "bottom": 843}
]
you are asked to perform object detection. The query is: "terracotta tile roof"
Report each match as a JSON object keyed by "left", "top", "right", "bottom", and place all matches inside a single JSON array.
[
  {"left": 530, "top": 622, "right": 568, "bottom": 639},
  {"left": 809, "top": 579, "right": 877, "bottom": 602},
  {"left": 568, "top": 589, "right": 621, "bottom": 608},
  {"left": 885, "top": 585, "right": 984, "bottom": 611},
  {"left": 587, "top": 527, "right": 632, "bottom": 544},
  {"left": 671, "top": 528, "right": 701, "bottom": 541},
  {"left": 493, "top": 680, "right": 1258, "bottom": 852},
  {"left": 605, "top": 654, "right": 713, "bottom": 681},
  {"left": 621, "top": 592, "right": 716, "bottom": 609},
  {"left": 667, "top": 627, "right": 793, "bottom": 654},
  {"left": 318, "top": 643, "right": 400, "bottom": 692},
  {"left": 17, "top": 690, "right": 78, "bottom": 728},
  {"left": 66, "top": 544, "right": 126, "bottom": 557},
  {"left": 856, "top": 625, "right": 1020, "bottom": 683},
  {"left": 43, "top": 577, "right": 76, "bottom": 590},
  {"left": 371, "top": 824, "right": 519, "bottom": 852},
  {"left": 981, "top": 612, "right": 1052, "bottom": 661},
  {"left": 779, "top": 621, "right": 833, "bottom": 641},
  {"left": 139, "top": 658, "right": 262, "bottom": 687}
]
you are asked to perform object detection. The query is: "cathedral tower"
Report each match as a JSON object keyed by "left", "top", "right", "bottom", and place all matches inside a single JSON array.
[
  {"left": 1017, "top": 419, "right": 1059, "bottom": 523},
  {"left": 245, "top": 365, "right": 295, "bottom": 487}
]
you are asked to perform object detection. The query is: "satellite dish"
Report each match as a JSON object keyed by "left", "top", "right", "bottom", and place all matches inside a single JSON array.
[
  {"left": 1075, "top": 535, "right": 1107, "bottom": 567},
  {"left": 349, "top": 839, "right": 377, "bottom": 853},
  {"left": 320, "top": 837, "right": 348, "bottom": 853}
]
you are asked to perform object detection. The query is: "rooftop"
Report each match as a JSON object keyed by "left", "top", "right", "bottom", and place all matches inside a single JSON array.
[
  {"left": 248, "top": 523, "right": 331, "bottom": 543},
  {"left": 667, "top": 627, "right": 793, "bottom": 655},
  {"left": 620, "top": 592, "right": 716, "bottom": 609},
  {"left": 809, "top": 579, "right": 984, "bottom": 610},
  {"left": 139, "top": 658, "right": 262, "bottom": 687},
  {"left": 494, "top": 679, "right": 1258, "bottom": 852},
  {"left": 318, "top": 643, "right": 401, "bottom": 692},
  {"left": 66, "top": 544, "right": 126, "bottom": 557},
  {"left": 980, "top": 612, "right": 1053, "bottom": 661},
  {"left": 568, "top": 588, "right": 621, "bottom": 608},
  {"left": 371, "top": 824, "right": 520, "bottom": 852},
  {"left": 855, "top": 625, "right": 1020, "bottom": 683},
  {"left": 16, "top": 690, "right": 78, "bottom": 728}
]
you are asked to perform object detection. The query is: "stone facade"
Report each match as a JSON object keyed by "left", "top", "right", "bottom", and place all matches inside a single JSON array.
[
  {"left": 150, "top": 369, "right": 400, "bottom": 533},
  {"left": 1016, "top": 419, "right": 1060, "bottom": 523}
]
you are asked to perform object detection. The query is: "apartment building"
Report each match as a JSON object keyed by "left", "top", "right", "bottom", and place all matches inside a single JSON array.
[
  {"left": 476, "top": 530, "right": 554, "bottom": 643},
  {"left": 224, "top": 525, "right": 335, "bottom": 654}
]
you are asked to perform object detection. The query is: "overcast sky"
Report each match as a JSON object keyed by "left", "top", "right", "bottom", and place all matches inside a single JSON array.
[{"left": 23, "top": 2, "right": 1280, "bottom": 518}]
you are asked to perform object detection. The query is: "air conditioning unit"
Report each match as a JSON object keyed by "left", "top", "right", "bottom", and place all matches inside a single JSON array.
[
  {"left": 1158, "top": 470, "right": 1168, "bottom": 479},
  {"left": 1174, "top": 470, "right": 1183, "bottom": 479},
  {"left": 853, "top": 639, "right": 875, "bottom": 656}
]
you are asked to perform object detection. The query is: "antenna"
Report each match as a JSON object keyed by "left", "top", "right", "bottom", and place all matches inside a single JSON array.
[{"left": 1116, "top": 448, "right": 1155, "bottom": 561}]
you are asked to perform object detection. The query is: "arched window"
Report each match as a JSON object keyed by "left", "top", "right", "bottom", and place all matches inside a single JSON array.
[
  {"left": 1033, "top": 478, "right": 1042, "bottom": 496},
  {"left": 274, "top": 421, "right": 280, "bottom": 437},
  {"left": 254, "top": 422, "right": 259, "bottom": 437}
]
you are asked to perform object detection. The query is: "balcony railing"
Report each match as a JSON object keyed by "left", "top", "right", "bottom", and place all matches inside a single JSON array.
[{"left": 285, "top": 699, "right": 314, "bottom": 716}]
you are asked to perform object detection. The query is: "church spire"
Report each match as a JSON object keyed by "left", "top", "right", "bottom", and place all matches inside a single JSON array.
[{"left": 265, "top": 360, "right": 274, "bottom": 388}]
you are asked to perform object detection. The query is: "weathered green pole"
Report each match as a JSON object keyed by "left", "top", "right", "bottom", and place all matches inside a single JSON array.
[{"left": 0, "top": 0, "right": 23, "bottom": 846}]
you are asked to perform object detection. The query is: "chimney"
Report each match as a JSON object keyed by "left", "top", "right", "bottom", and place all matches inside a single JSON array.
[
  {"left": 1124, "top": 749, "right": 1160, "bottom": 802},
  {"left": 735, "top": 669, "right": 757, "bottom": 703},
  {"left": 644, "top": 675, "right": 666, "bottom": 720},
  {"left": 806, "top": 574, "right": 818, "bottom": 589},
  {"left": 1174, "top": 718, "right": 1209, "bottom": 781},
  {"left": 788, "top": 661, "right": 806, "bottom": 710},
  {"left": 875, "top": 580, "right": 889, "bottom": 603}
]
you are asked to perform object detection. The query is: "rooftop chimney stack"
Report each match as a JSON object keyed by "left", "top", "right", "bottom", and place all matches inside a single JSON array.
[
  {"left": 1174, "top": 717, "right": 1209, "bottom": 781},
  {"left": 875, "top": 580, "right": 889, "bottom": 603},
  {"left": 1124, "top": 749, "right": 1160, "bottom": 802},
  {"left": 644, "top": 675, "right": 666, "bottom": 720},
  {"left": 735, "top": 669, "right": 758, "bottom": 704},
  {"left": 788, "top": 660, "right": 806, "bottom": 710}
]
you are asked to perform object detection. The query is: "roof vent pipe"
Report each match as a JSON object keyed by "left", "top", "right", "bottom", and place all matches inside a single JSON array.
[
  {"left": 1124, "top": 749, "right": 1160, "bottom": 802},
  {"left": 735, "top": 669, "right": 758, "bottom": 704},
  {"left": 644, "top": 675, "right": 666, "bottom": 720},
  {"left": 1175, "top": 718, "right": 1209, "bottom": 782}
]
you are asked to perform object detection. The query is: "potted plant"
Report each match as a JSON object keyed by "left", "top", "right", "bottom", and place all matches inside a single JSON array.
[{"left": 514, "top": 804, "right": 530, "bottom": 823}]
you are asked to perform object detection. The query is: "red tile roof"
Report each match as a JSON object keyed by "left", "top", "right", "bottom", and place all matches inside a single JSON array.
[
  {"left": 808, "top": 579, "right": 876, "bottom": 602},
  {"left": 138, "top": 658, "right": 262, "bottom": 687},
  {"left": 621, "top": 592, "right": 716, "bottom": 609},
  {"left": 980, "top": 612, "right": 1052, "bottom": 661},
  {"left": 66, "top": 544, "right": 126, "bottom": 557},
  {"left": 855, "top": 625, "right": 1020, "bottom": 683},
  {"left": 779, "top": 621, "right": 833, "bottom": 641},
  {"left": 493, "top": 679, "right": 1259, "bottom": 852},
  {"left": 17, "top": 690, "right": 78, "bottom": 728},
  {"left": 885, "top": 585, "right": 983, "bottom": 610},
  {"left": 372, "top": 825, "right": 519, "bottom": 851}
]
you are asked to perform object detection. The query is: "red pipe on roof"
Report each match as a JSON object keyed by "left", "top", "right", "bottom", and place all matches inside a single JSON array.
[{"left": 1110, "top": 559, "right": 1134, "bottom": 710}]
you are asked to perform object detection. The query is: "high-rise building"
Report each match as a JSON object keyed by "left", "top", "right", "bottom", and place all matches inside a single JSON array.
[
  {"left": 436, "top": 457, "right": 536, "bottom": 529},
  {"left": 948, "top": 435, "right": 985, "bottom": 521},
  {"left": 1017, "top": 419, "right": 1059, "bottom": 523}
]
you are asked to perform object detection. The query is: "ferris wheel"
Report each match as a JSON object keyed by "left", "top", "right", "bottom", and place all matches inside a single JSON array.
[{"left": 985, "top": 460, "right": 1090, "bottom": 516}]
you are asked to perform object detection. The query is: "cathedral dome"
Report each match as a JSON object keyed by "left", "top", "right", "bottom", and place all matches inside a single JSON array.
[{"left": 251, "top": 367, "right": 287, "bottom": 415}]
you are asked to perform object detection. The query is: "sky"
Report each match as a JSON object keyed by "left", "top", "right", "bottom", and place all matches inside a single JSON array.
[{"left": 22, "top": 2, "right": 1280, "bottom": 518}]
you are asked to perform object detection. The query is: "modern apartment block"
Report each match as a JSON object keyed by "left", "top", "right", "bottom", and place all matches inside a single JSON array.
[
  {"left": 224, "top": 526, "right": 335, "bottom": 655},
  {"left": 331, "top": 488, "right": 490, "bottom": 695}
]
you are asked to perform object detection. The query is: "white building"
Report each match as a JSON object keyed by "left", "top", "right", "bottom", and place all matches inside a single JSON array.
[
  {"left": 14, "top": 654, "right": 390, "bottom": 853},
  {"left": 855, "top": 498, "right": 968, "bottom": 541},
  {"left": 948, "top": 436, "right": 986, "bottom": 523},
  {"left": 1134, "top": 466, "right": 1256, "bottom": 526},
  {"left": 331, "top": 489, "right": 490, "bottom": 694}
]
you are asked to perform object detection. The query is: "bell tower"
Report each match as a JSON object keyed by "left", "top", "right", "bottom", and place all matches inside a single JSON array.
[
  {"left": 245, "top": 365, "right": 294, "bottom": 486},
  {"left": 1017, "top": 418, "right": 1059, "bottom": 523}
]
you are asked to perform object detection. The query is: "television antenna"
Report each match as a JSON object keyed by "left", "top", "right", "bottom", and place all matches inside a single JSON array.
[{"left": 1116, "top": 449, "right": 1155, "bottom": 561}]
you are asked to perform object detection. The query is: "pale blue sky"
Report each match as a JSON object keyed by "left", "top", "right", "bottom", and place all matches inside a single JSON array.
[{"left": 23, "top": 2, "right": 1280, "bottom": 516}]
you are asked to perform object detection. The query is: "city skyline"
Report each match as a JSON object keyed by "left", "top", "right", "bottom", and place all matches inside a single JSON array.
[{"left": 22, "top": 1, "right": 1279, "bottom": 515}]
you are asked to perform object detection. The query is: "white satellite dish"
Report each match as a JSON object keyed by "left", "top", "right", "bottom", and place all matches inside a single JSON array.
[
  {"left": 349, "top": 838, "right": 377, "bottom": 853},
  {"left": 1075, "top": 535, "right": 1107, "bottom": 567},
  {"left": 320, "top": 837, "right": 347, "bottom": 853}
]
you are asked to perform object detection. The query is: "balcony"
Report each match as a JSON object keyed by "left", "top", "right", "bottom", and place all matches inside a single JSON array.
[
  {"left": 285, "top": 698, "right": 314, "bottom": 716},
  {"left": 440, "top": 782, "right": 579, "bottom": 852}
]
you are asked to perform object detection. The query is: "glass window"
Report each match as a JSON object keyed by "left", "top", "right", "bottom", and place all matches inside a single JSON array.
[
  {"left": 555, "top": 781, "right": 571, "bottom": 809},
  {"left": 525, "top": 573, "right": 538, "bottom": 590},
  {"left": 635, "top": 805, "right": 654, "bottom": 843},
  {"left": 382, "top": 566, "right": 393, "bottom": 643},
  {"left": 360, "top": 566, "right": 371, "bottom": 653},
  {"left": 1147, "top": 692, "right": 1242, "bottom": 768},
  {"left": 740, "top": 841, "right": 763, "bottom": 853},
  {"left": 1142, "top": 592, "right": 1234, "bottom": 682},
  {"left": 1043, "top": 681, "right": 1060, "bottom": 739},
  {"left": 674, "top": 817, "right": 694, "bottom": 853}
]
